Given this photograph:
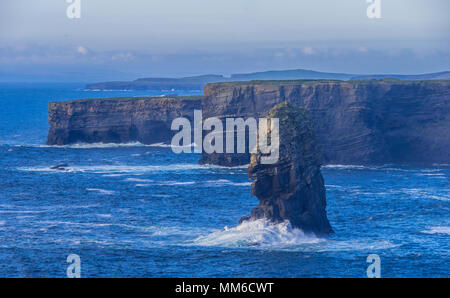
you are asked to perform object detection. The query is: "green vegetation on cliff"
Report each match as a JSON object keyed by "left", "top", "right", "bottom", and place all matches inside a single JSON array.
[{"left": 56, "top": 95, "right": 203, "bottom": 104}]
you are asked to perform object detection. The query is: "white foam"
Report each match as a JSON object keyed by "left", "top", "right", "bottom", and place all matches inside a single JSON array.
[
  {"left": 192, "top": 219, "right": 400, "bottom": 252},
  {"left": 323, "top": 164, "right": 368, "bottom": 170},
  {"left": 102, "top": 174, "right": 126, "bottom": 177},
  {"left": 147, "top": 142, "right": 199, "bottom": 148},
  {"left": 18, "top": 163, "right": 206, "bottom": 174},
  {"left": 206, "top": 179, "right": 251, "bottom": 187},
  {"left": 86, "top": 188, "right": 115, "bottom": 195},
  {"left": 322, "top": 164, "right": 423, "bottom": 172},
  {"left": 96, "top": 214, "right": 112, "bottom": 218},
  {"left": 401, "top": 188, "right": 450, "bottom": 201},
  {"left": 147, "top": 142, "right": 171, "bottom": 148},
  {"left": 204, "top": 164, "right": 249, "bottom": 169},
  {"left": 0, "top": 210, "right": 46, "bottom": 214},
  {"left": 422, "top": 226, "right": 450, "bottom": 235},
  {"left": 194, "top": 219, "right": 323, "bottom": 249},
  {"left": 125, "top": 178, "right": 153, "bottom": 183},
  {"left": 156, "top": 181, "right": 196, "bottom": 186},
  {"left": 152, "top": 194, "right": 174, "bottom": 198},
  {"left": 41, "top": 142, "right": 147, "bottom": 149},
  {"left": 0, "top": 220, "right": 5, "bottom": 226}
]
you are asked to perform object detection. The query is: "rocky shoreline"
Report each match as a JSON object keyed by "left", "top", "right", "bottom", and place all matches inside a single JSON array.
[{"left": 45, "top": 78, "right": 450, "bottom": 235}]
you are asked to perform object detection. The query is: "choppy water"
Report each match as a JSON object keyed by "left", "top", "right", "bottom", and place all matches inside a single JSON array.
[{"left": 0, "top": 83, "right": 448, "bottom": 277}]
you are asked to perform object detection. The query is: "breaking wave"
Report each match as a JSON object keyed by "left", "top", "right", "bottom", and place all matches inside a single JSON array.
[
  {"left": 17, "top": 163, "right": 207, "bottom": 174},
  {"left": 205, "top": 179, "right": 251, "bottom": 187},
  {"left": 421, "top": 226, "right": 450, "bottom": 235},
  {"left": 41, "top": 142, "right": 147, "bottom": 149},
  {"left": 193, "top": 219, "right": 399, "bottom": 252},
  {"left": 86, "top": 188, "right": 115, "bottom": 195},
  {"left": 193, "top": 219, "right": 324, "bottom": 249}
]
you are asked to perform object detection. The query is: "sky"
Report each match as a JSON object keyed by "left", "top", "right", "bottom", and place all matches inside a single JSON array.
[{"left": 0, "top": 0, "right": 449, "bottom": 82}]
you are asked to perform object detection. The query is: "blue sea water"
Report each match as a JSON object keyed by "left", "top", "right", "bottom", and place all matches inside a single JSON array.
[{"left": 0, "top": 83, "right": 448, "bottom": 277}]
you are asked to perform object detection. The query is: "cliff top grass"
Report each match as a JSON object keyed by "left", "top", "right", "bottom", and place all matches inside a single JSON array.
[
  {"left": 207, "top": 78, "right": 450, "bottom": 88},
  {"left": 52, "top": 95, "right": 203, "bottom": 104}
]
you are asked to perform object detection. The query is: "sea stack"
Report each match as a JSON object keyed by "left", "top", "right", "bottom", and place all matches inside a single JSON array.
[{"left": 240, "top": 102, "right": 333, "bottom": 235}]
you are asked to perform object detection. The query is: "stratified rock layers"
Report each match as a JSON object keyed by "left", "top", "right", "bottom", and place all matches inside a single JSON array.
[
  {"left": 240, "top": 102, "right": 333, "bottom": 235},
  {"left": 46, "top": 97, "right": 201, "bottom": 145},
  {"left": 200, "top": 80, "right": 450, "bottom": 166},
  {"left": 46, "top": 80, "right": 450, "bottom": 166}
]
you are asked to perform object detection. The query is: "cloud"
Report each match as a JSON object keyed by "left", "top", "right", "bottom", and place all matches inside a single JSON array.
[
  {"left": 302, "top": 46, "right": 316, "bottom": 55},
  {"left": 111, "top": 52, "right": 134, "bottom": 62},
  {"left": 357, "top": 46, "right": 369, "bottom": 53},
  {"left": 77, "top": 46, "right": 88, "bottom": 55}
]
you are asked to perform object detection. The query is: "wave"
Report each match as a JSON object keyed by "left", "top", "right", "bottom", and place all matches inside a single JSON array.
[
  {"left": 86, "top": 188, "right": 115, "bottom": 195},
  {"left": 155, "top": 181, "right": 197, "bottom": 186},
  {"left": 17, "top": 162, "right": 248, "bottom": 175},
  {"left": 323, "top": 164, "right": 369, "bottom": 170},
  {"left": 193, "top": 219, "right": 323, "bottom": 249},
  {"left": 0, "top": 210, "right": 46, "bottom": 214},
  {"left": 96, "top": 214, "right": 113, "bottom": 218},
  {"left": 193, "top": 219, "right": 399, "bottom": 252},
  {"left": 102, "top": 174, "right": 127, "bottom": 177},
  {"left": 205, "top": 179, "right": 252, "bottom": 187},
  {"left": 18, "top": 163, "right": 206, "bottom": 174},
  {"left": 141, "top": 142, "right": 200, "bottom": 149},
  {"left": 400, "top": 188, "right": 450, "bottom": 202},
  {"left": 147, "top": 142, "right": 172, "bottom": 148},
  {"left": 421, "top": 226, "right": 450, "bottom": 235},
  {"left": 83, "top": 89, "right": 134, "bottom": 92},
  {"left": 147, "top": 142, "right": 199, "bottom": 148},
  {"left": 152, "top": 194, "right": 175, "bottom": 198},
  {"left": 125, "top": 178, "right": 153, "bottom": 183},
  {"left": 41, "top": 142, "right": 148, "bottom": 149}
]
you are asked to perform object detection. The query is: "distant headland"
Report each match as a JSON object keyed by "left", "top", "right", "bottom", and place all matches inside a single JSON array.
[{"left": 84, "top": 69, "right": 450, "bottom": 91}]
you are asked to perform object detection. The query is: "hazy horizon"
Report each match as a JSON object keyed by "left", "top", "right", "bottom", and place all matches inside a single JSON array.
[{"left": 1, "top": 0, "right": 449, "bottom": 82}]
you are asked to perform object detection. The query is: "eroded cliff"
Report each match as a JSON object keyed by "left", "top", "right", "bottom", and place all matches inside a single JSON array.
[
  {"left": 47, "top": 96, "right": 201, "bottom": 145},
  {"left": 46, "top": 79, "right": 450, "bottom": 166},
  {"left": 240, "top": 102, "right": 333, "bottom": 235},
  {"left": 200, "top": 79, "right": 450, "bottom": 166}
]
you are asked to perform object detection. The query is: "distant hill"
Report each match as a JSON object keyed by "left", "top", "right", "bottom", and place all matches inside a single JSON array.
[
  {"left": 85, "top": 69, "right": 449, "bottom": 91},
  {"left": 230, "top": 69, "right": 354, "bottom": 81},
  {"left": 85, "top": 74, "right": 227, "bottom": 91},
  {"left": 351, "top": 71, "right": 450, "bottom": 81}
]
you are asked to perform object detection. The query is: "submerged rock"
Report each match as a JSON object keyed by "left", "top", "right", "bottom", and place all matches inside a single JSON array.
[
  {"left": 240, "top": 102, "right": 333, "bottom": 236},
  {"left": 50, "top": 164, "right": 70, "bottom": 171}
]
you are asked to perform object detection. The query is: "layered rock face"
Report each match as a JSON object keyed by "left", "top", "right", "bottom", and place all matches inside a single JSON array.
[
  {"left": 201, "top": 80, "right": 450, "bottom": 166},
  {"left": 240, "top": 102, "right": 333, "bottom": 235},
  {"left": 46, "top": 80, "right": 450, "bottom": 166},
  {"left": 47, "top": 97, "right": 201, "bottom": 145}
]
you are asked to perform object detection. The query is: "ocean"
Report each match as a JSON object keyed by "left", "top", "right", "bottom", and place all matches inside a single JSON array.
[{"left": 0, "top": 83, "right": 448, "bottom": 277}]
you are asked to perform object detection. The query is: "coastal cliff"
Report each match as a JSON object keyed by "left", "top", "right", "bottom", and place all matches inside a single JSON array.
[
  {"left": 46, "top": 79, "right": 450, "bottom": 166},
  {"left": 200, "top": 79, "right": 450, "bottom": 166},
  {"left": 240, "top": 102, "right": 333, "bottom": 235},
  {"left": 47, "top": 96, "right": 201, "bottom": 145}
]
